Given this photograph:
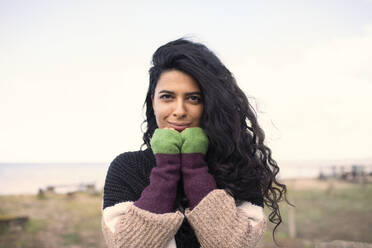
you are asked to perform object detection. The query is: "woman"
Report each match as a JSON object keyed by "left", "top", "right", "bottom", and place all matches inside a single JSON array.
[{"left": 101, "top": 38, "right": 289, "bottom": 248}]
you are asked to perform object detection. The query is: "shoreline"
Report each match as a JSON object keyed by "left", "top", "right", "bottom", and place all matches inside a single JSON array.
[{"left": 2, "top": 177, "right": 369, "bottom": 196}]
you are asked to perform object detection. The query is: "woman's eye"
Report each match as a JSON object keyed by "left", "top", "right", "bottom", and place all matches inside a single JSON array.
[
  {"left": 188, "top": 95, "right": 202, "bottom": 103},
  {"left": 160, "top": 94, "right": 172, "bottom": 100}
]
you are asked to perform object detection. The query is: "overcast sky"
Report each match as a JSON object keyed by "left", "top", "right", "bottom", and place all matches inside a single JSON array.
[{"left": 1, "top": 0, "right": 372, "bottom": 163}]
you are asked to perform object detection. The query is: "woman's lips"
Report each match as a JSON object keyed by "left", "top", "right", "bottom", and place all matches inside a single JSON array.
[{"left": 168, "top": 123, "right": 190, "bottom": 132}]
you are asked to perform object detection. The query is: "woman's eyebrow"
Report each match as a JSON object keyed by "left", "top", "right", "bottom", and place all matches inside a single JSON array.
[
  {"left": 158, "top": 90, "right": 174, "bottom": 94},
  {"left": 158, "top": 90, "right": 201, "bottom": 95}
]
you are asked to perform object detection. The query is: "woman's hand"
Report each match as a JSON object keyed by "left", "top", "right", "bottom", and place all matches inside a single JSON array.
[
  {"left": 180, "top": 127, "right": 209, "bottom": 155},
  {"left": 180, "top": 127, "right": 216, "bottom": 209},
  {"left": 150, "top": 128, "right": 182, "bottom": 154},
  {"left": 135, "top": 127, "right": 183, "bottom": 214}
]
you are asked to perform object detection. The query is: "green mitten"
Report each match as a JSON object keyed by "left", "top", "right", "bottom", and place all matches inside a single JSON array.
[
  {"left": 180, "top": 127, "right": 209, "bottom": 154},
  {"left": 150, "top": 128, "right": 182, "bottom": 154}
]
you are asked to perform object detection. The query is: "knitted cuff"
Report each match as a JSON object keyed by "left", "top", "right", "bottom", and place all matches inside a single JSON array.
[
  {"left": 185, "top": 189, "right": 267, "bottom": 248},
  {"left": 102, "top": 203, "right": 184, "bottom": 248},
  {"left": 134, "top": 154, "right": 181, "bottom": 214},
  {"left": 180, "top": 127, "right": 208, "bottom": 155},
  {"left": 182, "top": 153, "right": 217, "bottom": 209},
  {"left": 150, "top": 128, "right": 182, "bottom": 154}
]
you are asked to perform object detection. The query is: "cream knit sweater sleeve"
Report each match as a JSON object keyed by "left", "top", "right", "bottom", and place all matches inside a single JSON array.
[
  {"left": 185, "top": 189, "right": 267, "bottom": 248},
  {"left": 102, "top": 201, "right": 183, "bottom": 248}
]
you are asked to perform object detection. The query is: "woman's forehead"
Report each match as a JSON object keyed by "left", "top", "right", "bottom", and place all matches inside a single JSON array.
[{"left": 155, "top": 70, "right": 201, "bottom": 93}]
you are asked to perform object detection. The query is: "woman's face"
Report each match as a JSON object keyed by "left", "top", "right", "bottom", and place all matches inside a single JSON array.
[{"left": 151, "top": 70, "right": 203, "bottom": 132}]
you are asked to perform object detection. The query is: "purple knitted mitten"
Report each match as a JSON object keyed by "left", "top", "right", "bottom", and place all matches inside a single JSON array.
[
  {"left": 181, "top": 128, "right": 217, "bottom": 209},
  {"left": 134, "top": 129, "right": 182, "bottom": 214}
]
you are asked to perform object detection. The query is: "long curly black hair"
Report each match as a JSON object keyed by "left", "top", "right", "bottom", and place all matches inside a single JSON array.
[{"left": 141, "top": 38, "right": 290, "bottom": 246}]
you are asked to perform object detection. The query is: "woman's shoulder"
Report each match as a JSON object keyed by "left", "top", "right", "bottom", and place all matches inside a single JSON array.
[{"left": 108, "top": 148, "right": 155, "bottom": 173}]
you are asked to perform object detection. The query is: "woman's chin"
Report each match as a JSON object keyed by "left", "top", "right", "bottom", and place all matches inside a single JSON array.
[{"left": 174, "top": 126, "right": 186, "bottom": 132}]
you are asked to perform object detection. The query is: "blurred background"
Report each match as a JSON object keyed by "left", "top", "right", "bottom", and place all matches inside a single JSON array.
[{"left": 1, "top": 0, "right": 372, "bottom": 247}]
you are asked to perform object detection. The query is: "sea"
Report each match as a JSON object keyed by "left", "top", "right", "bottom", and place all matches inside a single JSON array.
[
  {"left": 0, "top": 162, "right": 108, "bottom": 195},
  {"left": 1, "top": 158, "right": 371, "bottom": 195}
]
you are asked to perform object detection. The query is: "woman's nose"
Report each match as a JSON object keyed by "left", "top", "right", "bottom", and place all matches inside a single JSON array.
[{"left": 172, "top": 99, "right": 187, "bottom": 118}]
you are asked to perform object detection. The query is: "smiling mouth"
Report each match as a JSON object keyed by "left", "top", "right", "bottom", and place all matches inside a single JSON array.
[{"left": 168, "top": 122, "right": 190, "bottom": 132}]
